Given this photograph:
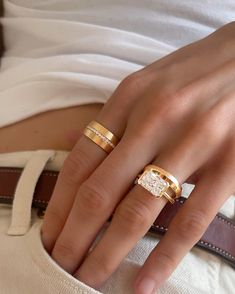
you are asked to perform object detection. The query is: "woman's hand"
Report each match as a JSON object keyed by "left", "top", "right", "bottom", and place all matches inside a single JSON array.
[{"left": 41, "top": 21, "right": 235, "bottom": 293}]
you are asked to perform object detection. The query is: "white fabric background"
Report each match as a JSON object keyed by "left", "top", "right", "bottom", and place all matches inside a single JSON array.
[{"left": 0, "top": 0, "right": 235, "bottom": 127}]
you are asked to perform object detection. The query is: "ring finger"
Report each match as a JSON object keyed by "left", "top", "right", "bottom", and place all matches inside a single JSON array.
[
  {"left": 133, "top": 150, "right": 235, "bottom": 293},
  {"left": 40, "top": 71, "right": 148, "bottom": 252},
  {"left": 73, "top": 108, "right": 228, "bottom": 288}
]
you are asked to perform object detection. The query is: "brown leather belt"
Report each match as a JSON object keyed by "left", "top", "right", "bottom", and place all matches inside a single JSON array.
[{"left": 0, "top": 166, "right": 235, "bottom": 269}]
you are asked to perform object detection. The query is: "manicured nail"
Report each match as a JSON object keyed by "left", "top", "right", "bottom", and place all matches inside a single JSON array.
[{"left": 136, "top": 277, "right": 156, "bottom": 294}]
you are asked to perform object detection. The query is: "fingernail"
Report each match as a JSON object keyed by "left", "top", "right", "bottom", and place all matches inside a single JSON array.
[{"left": 137, "top": 277, "right": 156, "bottom": 294}]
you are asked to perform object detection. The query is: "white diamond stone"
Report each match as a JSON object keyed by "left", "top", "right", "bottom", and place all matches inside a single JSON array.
[
  {"left": 138, "top": 170, "right": 169, "bottom": 197},
  {"left": 86, "top": 126, "right": 115, "bottom": 148}
]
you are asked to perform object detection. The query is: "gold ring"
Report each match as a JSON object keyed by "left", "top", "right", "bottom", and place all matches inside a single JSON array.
[
  {"left": 83, "top": 120, "right": 120, "bottom": 153},
  {"left": 134, "top": 164, "right": 182, "bottom": 204}
]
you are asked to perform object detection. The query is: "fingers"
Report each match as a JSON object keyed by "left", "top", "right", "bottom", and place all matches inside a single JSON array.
[
  {"left": 49, "top": 134, "right": 153, "bottom": 273},
  {"left": 133, "top": 154, "right": 235, "bottom": 294},
  {"left": 49, "top": 92, "right": 180, "bottom": 273},
  {"left": 48, "top": 69, "right": 181, "bottom": 273},
  {"left": 41, "top": 67, "right": 154, "bottom": 253},
  {"left": 41, "top": 134, "right": 108, "bottom": 252},
  {"left": 41, "top": 107, "right": 127, "bottom": 253},
  {"left": 72, "top": 113, "right": 227, "bottom": 289}
]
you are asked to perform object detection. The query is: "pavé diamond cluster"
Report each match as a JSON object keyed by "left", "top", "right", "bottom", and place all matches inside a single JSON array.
[
  {"left": 137, "top": 170, "right": 169, "bottom": 198},
  {"left": 87, "top": 126, "right": 115, "bottom": 148}
]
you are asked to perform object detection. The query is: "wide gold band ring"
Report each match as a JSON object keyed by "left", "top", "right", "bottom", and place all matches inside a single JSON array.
[
  {"left": 134, "top": 164, "right": 182, "bottom": 204},
  {"left": 83, "top": 120, "right": 120, "bottom": 153}
]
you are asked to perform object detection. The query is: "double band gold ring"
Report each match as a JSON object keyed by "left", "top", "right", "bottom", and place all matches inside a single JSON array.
[{"left": 83, "top": 120, "right": 120, "bottom": 153}]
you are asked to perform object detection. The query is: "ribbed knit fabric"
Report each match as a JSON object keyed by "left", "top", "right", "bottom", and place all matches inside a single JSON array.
[{"left": 0, "top": 0, "right": 235, "bottom": 127}]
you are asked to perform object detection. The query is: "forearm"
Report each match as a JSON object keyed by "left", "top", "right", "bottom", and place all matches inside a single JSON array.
[{"left": 0, "top": 103, "right": 103, "bottom": 153}]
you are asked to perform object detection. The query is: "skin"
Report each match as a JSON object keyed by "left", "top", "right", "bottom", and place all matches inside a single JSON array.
[
  {"left": 40, "top": 21, "right": 235, "bottom": 294},
  {"left": 0, "top": 104, "right": 103, "bottom": 153}
]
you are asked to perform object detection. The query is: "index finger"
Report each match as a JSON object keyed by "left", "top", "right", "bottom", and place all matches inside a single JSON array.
[{"left": 40, "top": 74, "right": 142, "bottom": 252}]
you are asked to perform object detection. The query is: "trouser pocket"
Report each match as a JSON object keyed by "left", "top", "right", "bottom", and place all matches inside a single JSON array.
[{"left": 0, "top": 204, "right": 101, "bottom": 294}]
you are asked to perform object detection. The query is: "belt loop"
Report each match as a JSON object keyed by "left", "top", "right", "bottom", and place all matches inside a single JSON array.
[{"left": 7, "top": 150, "right": 56, "bottom": 236}]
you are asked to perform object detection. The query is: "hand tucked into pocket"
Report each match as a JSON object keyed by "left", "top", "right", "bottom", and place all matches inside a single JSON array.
[{"left": 41, "top": 21, "right": 235, "bottom": 294}]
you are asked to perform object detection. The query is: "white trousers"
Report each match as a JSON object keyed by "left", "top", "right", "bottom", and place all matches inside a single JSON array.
[{"left": 0, "top": 149, "right": 235, "bottom": 294}]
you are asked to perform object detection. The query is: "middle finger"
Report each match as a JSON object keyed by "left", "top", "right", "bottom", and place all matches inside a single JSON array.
[
  {"left": 50, "top": 95, "right": 181, "bottom": 273},
  {"left": 73, "top": 108, "right": 227, "bottom": 288}
]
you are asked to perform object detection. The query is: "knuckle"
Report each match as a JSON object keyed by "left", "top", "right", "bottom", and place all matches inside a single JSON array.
[
  {"left": 157, "top": 99, "right": 177, "bottom": 123},
  {"left": 154, "top": 80, "right": 203, "bottom": 124},
  {"left": 118, "top": 71, "right": 146, "bottom": 95},
  {"left": 162, "top": 88, "right": 189, "bottom": 115},
  {"left": 175, "top": 209, "right": 207, "bottom": 240},
  {"left": 44, "top": 205, "right": 65, "bottom": 229},
  {"left": 53, "top": 241, "right": 76, "bottom": 261},
  {"left": 78, "top": 181, "right": 111, "bottom": 212},
  {"left": 114, "top": 198, "right": 152, "bottom": 233},
  {"left": 165, "top": 90, "right": 184, "bottom": 106},
  {"left": 128, "top": 120, "right": 155, "bottom": 141},
  {"left": 197, "top": 117, "right": 215, "bottom": 140},
  {"left": 128, "top": 92, "right": 181, "bottom": 140},
  {"left": 100, "top": 70, "right": 149, "bottom": 127},
  {"left": 156, "top": 250, "right": 176, "bottom": 274},
  {"left": 198, "top": 106, "right": 225, "bottom": 142},
  {"left": 151, "top": 91, "right": 185, "bottom": 127},
  {"left": 61, "top": 145, "right": 90, "bottom": 185},
  {"left": 88, "top": 254, "right": 113, "bottom": 276}
]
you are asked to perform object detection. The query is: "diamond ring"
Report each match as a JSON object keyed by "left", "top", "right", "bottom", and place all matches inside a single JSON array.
[
  {"left": 134, "top": 164, "right": 182, "bottom": 204},
  {"left": 83, "top": 120, "right": 120, "bottom": 153}
]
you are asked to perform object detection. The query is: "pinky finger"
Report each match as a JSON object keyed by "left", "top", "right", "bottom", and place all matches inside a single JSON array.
[{"left": 133, "top": 156, "right": 235, "bottom": 294}]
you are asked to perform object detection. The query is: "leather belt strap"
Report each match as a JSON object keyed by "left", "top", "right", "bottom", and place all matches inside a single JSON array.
[{"left": 0, "top": 166, "right": 235, "bottom": 269}]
